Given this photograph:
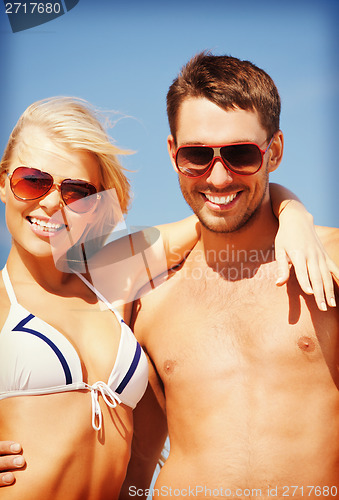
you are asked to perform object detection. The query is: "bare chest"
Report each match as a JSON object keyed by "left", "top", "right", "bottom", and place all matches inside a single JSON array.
[{"left": 136, "top": 263, "right": 339, "bottom": 388}]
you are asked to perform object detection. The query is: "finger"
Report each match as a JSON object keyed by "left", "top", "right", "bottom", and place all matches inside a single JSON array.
[
  {"left": 290, "top": 256, "right": 314, "bottom": 296},
  {"left": 323, "top": 258, "right": 337, "bottom": 307},
  {"left": 0, "top": 442, "right": 21, "bottom": 455},
  {"left": 0, "top": 472, "right": 15, "bottom": 486},
  {"left": 327, "top": 256, "right": 339, "bottom": 286},
  {"left": 0, "top": 442, "right": 25, "bottom": 478},
  {"left": 306, "top": 259, "right": 327, "bottom": 311},
  {"left": 0, "top": 454, "right": 25, "bottom": 471},
  {"left": 275, "top": 250, "right": 291, "bottom": 286}
]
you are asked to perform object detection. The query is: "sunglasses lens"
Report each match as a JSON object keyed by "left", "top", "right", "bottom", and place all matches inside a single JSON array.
[
  {"left": 61, "top": 180, "right": 97, "bottom": 213},
  {"left": 176, "top": 143, "right": 264, "bottom": 177},
  {"left": 10, "top": 167, "right": 53, "bottom": 200},
  {"left": 176, "top": 147, "right": 213, "bottom": 176},
  {"left": 221, "top": 144, "right": 262, "bottom": 174}
]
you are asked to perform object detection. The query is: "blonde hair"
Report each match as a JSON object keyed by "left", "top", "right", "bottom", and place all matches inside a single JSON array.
[{"left": 1, "top": 97, "right": 132, "bottom": 264}]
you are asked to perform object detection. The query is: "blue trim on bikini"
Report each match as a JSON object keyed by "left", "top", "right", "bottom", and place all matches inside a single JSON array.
[
  {"left": 115, "top": 342, "right": 141, "bottom": 394},
  {"left": 12, "top": 314, "right": 73, "bottom": 385}
]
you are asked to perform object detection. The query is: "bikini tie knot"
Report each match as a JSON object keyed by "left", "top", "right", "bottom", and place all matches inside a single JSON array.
[{"left": 88, "top": 381, "right": 122, "bottom": 431}]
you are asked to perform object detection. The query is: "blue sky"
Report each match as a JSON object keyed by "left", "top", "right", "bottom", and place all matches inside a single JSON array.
[{"left": 0, "top": 0, "right": 338, "bottom": 268}]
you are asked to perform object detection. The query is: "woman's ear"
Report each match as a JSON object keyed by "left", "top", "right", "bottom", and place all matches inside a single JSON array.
[
  {"left": 268, "top": 130, "right": 284, "bottom": 173},
  {"left": 167, "top": 135, "right": 179, "bottom": 173}
]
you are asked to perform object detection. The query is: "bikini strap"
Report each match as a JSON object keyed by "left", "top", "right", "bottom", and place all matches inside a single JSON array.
[
  {"left": 74, "top": 271, "right": 123, "bottom": 322},
  {"left": 1, "top": 265, "right": 18, "bottom": 305}
]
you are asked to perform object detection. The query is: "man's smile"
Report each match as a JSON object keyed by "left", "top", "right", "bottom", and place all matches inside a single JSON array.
[{"left": 202, "top": 191, "right": 241, "bottom": 210}]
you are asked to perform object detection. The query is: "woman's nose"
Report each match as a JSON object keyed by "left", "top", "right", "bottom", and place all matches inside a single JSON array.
[{"left": 38, "top": 185, "right": 63, "bottom": 213}]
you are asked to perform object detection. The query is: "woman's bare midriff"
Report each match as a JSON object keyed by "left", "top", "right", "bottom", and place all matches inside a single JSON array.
[{"left": 0, "top": 391, "right": 133, "bottom": 500}]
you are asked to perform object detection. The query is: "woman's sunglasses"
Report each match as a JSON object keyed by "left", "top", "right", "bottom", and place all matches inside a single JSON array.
[
  {"left": 7, "top": 166, "right": 99, "bottom": 213},
  {"left": 174, "top": 138, "right": 274, "bottom": 178}
]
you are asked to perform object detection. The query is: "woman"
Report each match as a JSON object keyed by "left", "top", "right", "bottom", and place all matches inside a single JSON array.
[{"left": 0, "top": 97, "right": 336, "bottom": 499}]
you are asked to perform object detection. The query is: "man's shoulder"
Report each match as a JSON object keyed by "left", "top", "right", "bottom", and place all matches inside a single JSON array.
[
  {"left": 316, "top": 225, "right": 339, "bottom": 237},
  {"left": 134, "top": 260, "right": 186, "bottom": 311}
]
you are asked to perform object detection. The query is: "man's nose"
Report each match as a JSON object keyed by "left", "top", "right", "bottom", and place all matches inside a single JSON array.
[{"left": 205, "top": 158, "right": 234, "bottom": 188}]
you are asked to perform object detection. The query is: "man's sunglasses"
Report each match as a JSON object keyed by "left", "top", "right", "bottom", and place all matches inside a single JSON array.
[
  {"left": 174, "top": 137, "right": 274, "bottom": 178},
  {"left": 7, "top": 166, "right": 99, "bottom": 213}
]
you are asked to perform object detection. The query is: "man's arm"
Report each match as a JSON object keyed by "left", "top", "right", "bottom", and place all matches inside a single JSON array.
[
  {"left": 119, "top": 367, "right": 168, "bottom": 499},
  {"left": 119, "top": 295, "right": 168, "bottom": 499}
]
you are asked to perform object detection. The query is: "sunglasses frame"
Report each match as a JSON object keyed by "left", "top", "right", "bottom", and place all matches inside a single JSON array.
[
  {"left": 174, "top": 137, "right": 274, "bottom": 178},
  {"left": 7, "top": 166, "right": 99, "bottom": 213}
]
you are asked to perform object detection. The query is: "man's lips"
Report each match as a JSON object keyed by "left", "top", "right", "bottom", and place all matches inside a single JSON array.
[{"left": 202, "top": 191, "right": 240, "bottom": 209}]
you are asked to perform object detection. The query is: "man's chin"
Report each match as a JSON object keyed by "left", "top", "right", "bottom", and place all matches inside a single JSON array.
[{"left": 196, "top": 210, "right": 251, "bottom": 234}]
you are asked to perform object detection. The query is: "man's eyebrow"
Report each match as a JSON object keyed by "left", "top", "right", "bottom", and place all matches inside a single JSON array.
[
  {"left": 178, "top": 141, "right": 205, "bottom": 146},
  {"left": 178, "top": 139, "right": 255, "bottom": 146}
]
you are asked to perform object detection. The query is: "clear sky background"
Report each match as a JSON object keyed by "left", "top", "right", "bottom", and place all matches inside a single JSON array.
[{"left": 0, "top": 0, "right": 338, "bottom": 268}]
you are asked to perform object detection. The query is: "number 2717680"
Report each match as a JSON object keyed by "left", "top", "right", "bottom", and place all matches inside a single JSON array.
[
  {"left": 5, "top": 3, "right": 62, "bottom": 14},
  {"left": 282, "top": 485, "right": 338, "bottom": 496}
]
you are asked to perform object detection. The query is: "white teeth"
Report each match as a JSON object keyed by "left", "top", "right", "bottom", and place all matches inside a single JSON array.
[
  {"left": 29, "top": 217, "right": 63, "bottom": 232},
  {"left": 205, "top": 193, "right": 237, "bottom": 205}
]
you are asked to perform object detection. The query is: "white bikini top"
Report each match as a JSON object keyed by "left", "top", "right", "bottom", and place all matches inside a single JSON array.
[{"left": 0, "top": 266, "right": 148, "bottom": 430}]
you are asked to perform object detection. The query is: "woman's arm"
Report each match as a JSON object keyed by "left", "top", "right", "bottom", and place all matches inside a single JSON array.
[
  {"left": 270, "top": 183, "right": 339, "bottom": 310},
  {"left": 86, "top": 216, "right": 200, "bottom": 307},
  {"left": 153, "top": 214, "right": 200, "bottom": 267}
]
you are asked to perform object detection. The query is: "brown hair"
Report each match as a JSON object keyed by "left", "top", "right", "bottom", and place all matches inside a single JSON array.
[{"left": 167, "top": 52, "right": 281, "bottom": 144}]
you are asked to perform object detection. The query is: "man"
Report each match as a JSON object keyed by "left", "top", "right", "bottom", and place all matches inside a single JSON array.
[
  {"left": 1, "top": 53, "right": 339, "bottom": 497},
  {"left": 119, "top": 53, "right": 339, "bottom": 498}
]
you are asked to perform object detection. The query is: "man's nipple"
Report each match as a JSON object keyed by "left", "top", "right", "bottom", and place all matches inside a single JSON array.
[
  {"left": 163, "top": 359, "right": 177, "bottom": 375},
  {"left": 297, "top": 336, "right": 316, "bottom": 352}
]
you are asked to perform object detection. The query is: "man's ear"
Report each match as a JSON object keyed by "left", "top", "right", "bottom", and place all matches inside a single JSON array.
[
  {"left": 0, "top": 173, "right": 7, "bottom": 204},
  {"left": 167, "top": 135, "right": 179, "bottom": 173},
  {"left": 268, "top": 130, "right": 284, "bottom": 173}
]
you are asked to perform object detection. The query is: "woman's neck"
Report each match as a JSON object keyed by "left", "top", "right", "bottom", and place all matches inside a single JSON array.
[{"left": 6, "top": 243, "right": 75, "bottom": 294}]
